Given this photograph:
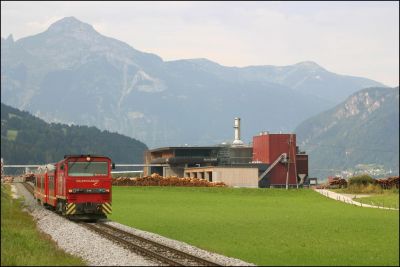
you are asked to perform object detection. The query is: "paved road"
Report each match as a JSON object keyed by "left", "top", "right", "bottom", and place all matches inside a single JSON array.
[{"left": 314, "top": 189, "right": 399, "bottom": 211}]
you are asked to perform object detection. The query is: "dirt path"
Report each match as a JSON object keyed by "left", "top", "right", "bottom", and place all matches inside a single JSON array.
[
  {"left": 313, "top": 189, "right": 399, "bottom": 211},
  {"left": 340, "top": 193, "right": 371, "bottom": 199}
]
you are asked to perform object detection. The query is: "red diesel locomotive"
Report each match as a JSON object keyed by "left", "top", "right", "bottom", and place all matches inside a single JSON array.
[{"left": 34, "top": 155, "right": 114, "bottom": 220}]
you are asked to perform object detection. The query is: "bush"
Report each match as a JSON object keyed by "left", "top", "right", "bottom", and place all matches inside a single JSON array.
[
  {"left": 348, "top": 174, "right": 375, "bottom": 186},
  {"left": 345, "top": 184, "right": 383, "bottom": 194},
  {"left": 390, "top": 188, "right": 399, "bottom": 194}
]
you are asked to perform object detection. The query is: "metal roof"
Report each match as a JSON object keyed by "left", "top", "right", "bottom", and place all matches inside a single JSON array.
[{"left": 148, "top": 146, "right": 221, "bottom": 152}]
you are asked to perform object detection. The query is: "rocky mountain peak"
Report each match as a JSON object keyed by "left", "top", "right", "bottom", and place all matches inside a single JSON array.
[
  {"left": 1, "top": 34, "right": 15, "bottom": 49},
  {"left": 334, "top": 88, "right": 393, "bottom": 120},
  {"left": 294, "top": 61, "right": 324, "bottom": 71},
  {"left": 6, "top": 34, "right": 14, "bottom": 43},
  {"left": 46, "top": 16, "right": 98, "bottom": 36},
  {"left": 1, "top": 17, "right": 386, "bottom": 149}
]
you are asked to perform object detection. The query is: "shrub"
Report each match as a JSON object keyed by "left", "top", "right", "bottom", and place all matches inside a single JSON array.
[
  {"left": 348, "top": 174, "right": 375, "bottom": 186},
  {"left": 390, "top": 188, "right": 399, "bottom": 194},
  {"left": 359, "top": 184, "right": 383, "bottom": 194}
]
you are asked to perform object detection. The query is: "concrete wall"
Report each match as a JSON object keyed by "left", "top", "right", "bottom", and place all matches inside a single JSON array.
[
  {"left": 164, "top": 166, "right": 185, "bottom": 177},
  {"left": 185, "top": 167, "right": 258, "bottom": 188}
]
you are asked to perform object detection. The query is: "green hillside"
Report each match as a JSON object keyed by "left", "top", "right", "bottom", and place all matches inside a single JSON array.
[
  {"left": 1, "top": 103, "right": 147, "bottom": 170},
  {"left": 295, "top": 86, "right": 399, "bottom": 179}
]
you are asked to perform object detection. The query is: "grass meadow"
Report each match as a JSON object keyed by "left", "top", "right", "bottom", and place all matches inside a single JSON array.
[
  {"left": 333, "top": 187, "right": 399, "bottom": 209},
  {"left": 110, "top": 186, "right": 399, "bottom": 266},
  {"left": 354, "top": 192, "right": 399, "bottom": 209},
  {"left": 1, "top": 185, "right": 86, "bottom": 266}
]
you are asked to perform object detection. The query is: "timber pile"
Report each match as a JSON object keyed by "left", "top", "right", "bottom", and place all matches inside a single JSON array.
[
  {"left": 2, "top": 176, "right": 14, "bottom": 183},
  {"left": 375, "top": 176, "right": 399, "bottom": 189},
  {"left": 328, "top": 177, "right": 347, "bottom": 188},
  {"left": 112, "top": 173, "right": 226, "bottom": 187}
]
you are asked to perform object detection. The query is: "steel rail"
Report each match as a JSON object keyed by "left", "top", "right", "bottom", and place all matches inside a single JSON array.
[
  {"left": 99, "top": 223, "right": 222, "bottom": 266},
  {"left": 81, "top": 222, "right": 183, "bottom": 266},
  {"left": 82, "top": 222, "right": 221, "bottom": 266},
  {"left": 22, "top": 182, "right": 34, "bottom": 195}
]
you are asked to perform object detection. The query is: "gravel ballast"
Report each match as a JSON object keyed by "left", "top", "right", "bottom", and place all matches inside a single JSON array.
[{"left": 11, "top": 183, "right": 255, "bottom": 266}]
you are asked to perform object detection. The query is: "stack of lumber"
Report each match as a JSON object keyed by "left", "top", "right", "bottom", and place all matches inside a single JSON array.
[
  {"left": 328, "top": 177, "right": 347, "bottom": 188},
  {"left": 375, "top": 176, "right": 399, "bottom": 189},
  {"left": 113, "top": 173, "right": 226, "bottom": 187},
  {"left": 1, "top": 176, "right": 14, "bottom": 183}
]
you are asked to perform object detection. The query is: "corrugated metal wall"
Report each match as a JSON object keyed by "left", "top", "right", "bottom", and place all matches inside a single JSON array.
[{"left": 253, "top": 133, "right": 297, "bottom": 186}]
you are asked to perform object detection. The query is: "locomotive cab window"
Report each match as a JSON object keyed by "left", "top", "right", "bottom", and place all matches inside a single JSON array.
[{"left": 67, "top": 161, "right": 108, "bottom": 177}]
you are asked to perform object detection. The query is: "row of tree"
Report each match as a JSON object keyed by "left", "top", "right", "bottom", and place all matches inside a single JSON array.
[{"left": 1, "top": 103, "right": 148, "bottom": 173}]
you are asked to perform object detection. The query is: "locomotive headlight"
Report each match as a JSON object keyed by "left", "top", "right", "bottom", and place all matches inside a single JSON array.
[{"left": 68, "top": 189, "right": 72, "bottom": 193}]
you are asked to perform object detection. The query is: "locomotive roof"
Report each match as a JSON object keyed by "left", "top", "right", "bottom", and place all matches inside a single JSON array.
[{"left": 63, "top": 154, "right": 111, "bottom": 159}]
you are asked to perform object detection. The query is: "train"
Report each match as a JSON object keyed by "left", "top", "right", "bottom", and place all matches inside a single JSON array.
[{"left": 34, "top": 155, "right": 114, "bottom": 220}]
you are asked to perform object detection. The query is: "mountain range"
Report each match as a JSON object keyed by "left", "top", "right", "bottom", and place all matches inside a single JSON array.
[
  {"left": 1, "top": 16, "right": 385, "bottom": 148},
  {"left": 295, "top": 86, "right": 399, "bottom": 179}
]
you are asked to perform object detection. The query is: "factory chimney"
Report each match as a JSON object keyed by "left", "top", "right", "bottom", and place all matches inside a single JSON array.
[{"left": 232, "top": 117, "right": 244, "bottom": 146}]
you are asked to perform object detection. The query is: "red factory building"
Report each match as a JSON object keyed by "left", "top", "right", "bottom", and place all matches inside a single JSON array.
[{"left": 253, "top": 132, "right": 308, "bottom": 188}]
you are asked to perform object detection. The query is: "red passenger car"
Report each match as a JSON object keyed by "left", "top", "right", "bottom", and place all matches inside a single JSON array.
[{"left": 34, "top": 155, "right": 114, "bottom": 220}]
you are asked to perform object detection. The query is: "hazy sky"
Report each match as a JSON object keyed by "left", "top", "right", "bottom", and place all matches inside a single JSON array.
[{"left": 1, "top": 1, "right": 399, "bottom": 86}]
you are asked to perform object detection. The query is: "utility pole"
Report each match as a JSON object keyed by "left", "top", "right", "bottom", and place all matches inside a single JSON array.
[
  {"left": 285, "top": 162, "right": 289, "bottom": 190},
  {"left": 285, "top": 135, "right": 292, "bottom": 190},
  {"left": 291, "top": 134, "right": 298, "bottom": 189}
]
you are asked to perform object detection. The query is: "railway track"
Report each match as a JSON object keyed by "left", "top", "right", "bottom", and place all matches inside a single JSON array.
[
  {"left": 22, "top": 182, "right": 34, "bottom": 195},
  {"left": 81, "top": 222, "right": 222, "bottom": 266},
  {"left": 20, "top": 182, "right": 221, "bottom": 266}
]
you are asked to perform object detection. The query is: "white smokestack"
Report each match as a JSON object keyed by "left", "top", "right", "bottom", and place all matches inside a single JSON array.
[{"left": 232, "top": 117, "right": 244, "bottom": 146}]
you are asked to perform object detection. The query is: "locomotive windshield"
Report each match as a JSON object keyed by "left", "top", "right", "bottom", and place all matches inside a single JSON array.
[{"left": 67, "top": 161, "right": 108, "bottom": 177}]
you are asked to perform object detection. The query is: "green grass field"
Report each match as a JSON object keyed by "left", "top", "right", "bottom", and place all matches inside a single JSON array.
[
  {"left": 110, "top": 187, "right": 399, "bottom": 266},
  {"left": 354, "top": 192, "right": 399, "bottom": 209},
  {"left": 332, "top": 187, "right": 399, "bottom": 209},
  {"left": 1, "top": 185, "right": 86, "bottom": 266}
]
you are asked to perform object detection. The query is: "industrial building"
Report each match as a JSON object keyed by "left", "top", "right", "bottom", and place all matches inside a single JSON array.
[
  {"left": 144, "top": 118, "right": 308, "bottom": 188},
  {"left": 184, "top": 166, "right": 259, "bottom": 188}
]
